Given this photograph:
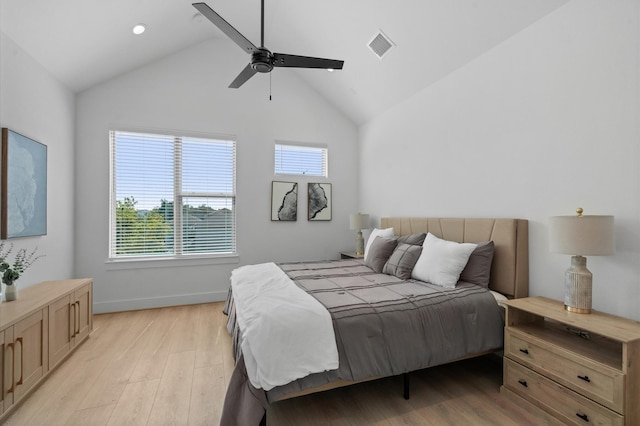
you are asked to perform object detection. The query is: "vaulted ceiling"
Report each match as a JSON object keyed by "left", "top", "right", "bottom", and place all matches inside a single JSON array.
[{"left": 1, "top": 0, "right": 568, "bottom": 125}]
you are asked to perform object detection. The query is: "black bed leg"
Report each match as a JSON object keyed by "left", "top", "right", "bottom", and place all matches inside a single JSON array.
[{"left": 403, "top": 373, "right": 410, "bottom": 400}]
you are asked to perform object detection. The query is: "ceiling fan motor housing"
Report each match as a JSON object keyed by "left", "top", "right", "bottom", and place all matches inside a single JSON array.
[{"left": 251, "top": 48, "right": 274, "bottom": 73}]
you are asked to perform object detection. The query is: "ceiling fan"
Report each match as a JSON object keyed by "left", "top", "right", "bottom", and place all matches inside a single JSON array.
[{"left": 192, "top": 1, "right": 344, "bottom": 89}]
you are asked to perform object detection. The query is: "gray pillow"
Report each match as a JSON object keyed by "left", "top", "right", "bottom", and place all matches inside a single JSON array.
[
  {"left": 365, "top": 237, "right": 398, "bottom": 273},
  {"left": 396, "top": 233, "right": 426, "bottom": 246},
  {"left": 383, "top": 243, "right": 423, "bottom": 280},
  {"left": 459, "top": 241, "right": 495, "bottom": 288}
]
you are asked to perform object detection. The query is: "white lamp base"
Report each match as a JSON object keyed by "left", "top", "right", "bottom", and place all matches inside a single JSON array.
[
  {"left": 564, "top": 255, "right": 592, "bottom": 314},
  {"left": 356, "top": 231, "right": 364, "bottom": 256}
]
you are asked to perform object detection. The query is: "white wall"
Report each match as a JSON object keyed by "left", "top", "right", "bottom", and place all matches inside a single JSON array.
[
  {"left": 75, "top": 38, "right": 358, "bottom": 313},
  {"left": 0, "top": 33, "right": 76, "bottom": 289},
  {"left": 359, "top": 0, "right": 640, "bottom": 319}
]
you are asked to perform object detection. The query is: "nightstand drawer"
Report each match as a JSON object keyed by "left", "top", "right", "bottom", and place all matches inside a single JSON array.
[
  {"left": 504, "top": 358, "right": 623, "bottom": 426},
  {"left": 505, "top": 329, "right": 624, "bottom": 413}
]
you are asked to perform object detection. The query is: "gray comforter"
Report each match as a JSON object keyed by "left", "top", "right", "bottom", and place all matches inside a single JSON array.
[{"left": 221, "top": 259, "right": 504, "bottom": 425}]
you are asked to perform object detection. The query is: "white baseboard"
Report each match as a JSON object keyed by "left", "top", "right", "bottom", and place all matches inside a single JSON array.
[{"left": 92, "top": 290, "right": 229, "bottom": 314}]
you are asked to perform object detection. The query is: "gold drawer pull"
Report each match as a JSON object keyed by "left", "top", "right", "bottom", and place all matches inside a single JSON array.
[
  {"left": 577, "top": 375, "right": 590, "bottom": 382},
  {"left": 76, "top": 301, "right": 81, "bottom": 334},
  {"left": 576, "top": 412, "right": 589, "bottom": 422},
  {"left": 518, "top": 379, "right": 528, "bottom": 388},
  {"left": 16, "top": 337, "right": 24, "bottom": 386},
  {"left": 7, "top": 342, "right": 15, "bottom": 393},
  {"left": 519, "top": 348, "right": 529, "bottom": 355}
]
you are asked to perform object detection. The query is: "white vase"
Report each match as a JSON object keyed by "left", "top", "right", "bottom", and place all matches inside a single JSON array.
[{"left": 5, "top": 283, "right": 17, "bottom": 301}]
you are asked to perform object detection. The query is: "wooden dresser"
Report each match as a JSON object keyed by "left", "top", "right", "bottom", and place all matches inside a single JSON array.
[
  {"left": 501, "top": 296, "right": 640, "bottom": 426},
  {"left": 0, "top": 278, "right": 92, "bottom": 420}
]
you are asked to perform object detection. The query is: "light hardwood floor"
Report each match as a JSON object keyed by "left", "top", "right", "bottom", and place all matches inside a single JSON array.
[{"left": 2, "top": 302, "right": 556, "bottom": 425}]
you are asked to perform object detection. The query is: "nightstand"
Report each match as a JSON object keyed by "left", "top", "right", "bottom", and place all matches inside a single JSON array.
[
  {"left": 501, "top": 296, "right": 640, "bottom": 425},
  {"left": 340, "top": 251, "right": 363, "bottom": 259}
]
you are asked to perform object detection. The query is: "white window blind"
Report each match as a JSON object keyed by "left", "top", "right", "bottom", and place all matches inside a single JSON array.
[
  {"left": 274, "top": 143, "right": 328, "bottom": 177},
  {"left": 109, "top": 130, "right": 236, "bottom": 258}
]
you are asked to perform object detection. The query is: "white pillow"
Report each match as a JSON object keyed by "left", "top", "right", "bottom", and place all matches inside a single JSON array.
[
  {"left": 411, "top": 233, "right": 477, "bottom": 288},
  {"left": 364, "top": 227, "right": 394, "bottom": 260}
]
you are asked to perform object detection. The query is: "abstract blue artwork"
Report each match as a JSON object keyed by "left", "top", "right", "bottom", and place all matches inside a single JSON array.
[{"left": 1, "top": 128, "right": 47, "bottom": 239}]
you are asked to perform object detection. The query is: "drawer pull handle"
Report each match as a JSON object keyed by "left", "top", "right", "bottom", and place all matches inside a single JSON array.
[
  {"left": 519, "top": 348, "right": 529, "bottom": 355},
  {"left": 518, "top": 379, "right": 528, "bottom": 388},
  {"left": 7, "top": 342, "right": 15, "bottom": 393},
  {"left": 16, "top": 337, "right": 24, "bottom": 386},
  {"left": 577, "top": 375, "right": 590, "bottom": 382},
  {"left": 576, "top": 412, "right": 589, "bottom": 422}
]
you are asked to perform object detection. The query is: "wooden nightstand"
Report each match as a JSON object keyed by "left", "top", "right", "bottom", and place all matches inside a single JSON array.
[
  {"left": 340, "top": 251, "right": 363, "bottom": 259},
  {"left": 501, "top": 296, "right": 640, "bottom": 425}
]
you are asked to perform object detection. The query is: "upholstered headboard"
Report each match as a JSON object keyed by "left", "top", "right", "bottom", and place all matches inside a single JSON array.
[{"left": 380, "top": 217, "right": 529, "bottom": 299}]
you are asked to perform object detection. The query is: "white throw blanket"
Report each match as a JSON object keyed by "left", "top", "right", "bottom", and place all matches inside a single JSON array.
[{"left": 231, "top": 262, "right": 339, "bottom": 391}]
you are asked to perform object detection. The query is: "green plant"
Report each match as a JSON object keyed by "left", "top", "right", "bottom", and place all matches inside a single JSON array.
[{"left": 0, "top": 242, "right": 44, "bottom": 286}]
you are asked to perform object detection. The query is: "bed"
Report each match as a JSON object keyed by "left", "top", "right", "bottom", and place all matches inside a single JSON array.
[{"left": 220, "top": 217, "right": 529, "bottom": 426}]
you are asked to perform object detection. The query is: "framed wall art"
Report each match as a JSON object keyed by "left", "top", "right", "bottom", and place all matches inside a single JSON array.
[
  {"left": 271, "top": 181, "right": 298, "bottom": 221},
  {"left": 308, "top": 182, "right": 331, "bottom": 221},
  {"left": 1, "top": 128, "right": 48, "bottom": 239}
]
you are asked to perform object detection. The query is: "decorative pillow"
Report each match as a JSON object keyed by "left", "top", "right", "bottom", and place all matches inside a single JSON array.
[
  {"left": 383, "top": 243, "right": 423, "bottom": 280},
  {"left": 459, "top": 241, "right": 495, "bottom": 288},
  {"left": 365, "top": 237, "right": 398, "bottom": 273},
  {"left": 411, "top": 233, "right": 478, "bottom": 288},
  {"left": 364, "top": 227, "right": 394, "bottom": 259},
  {"left": 396, "top": 233, "right": 427, "bottom": 246}
]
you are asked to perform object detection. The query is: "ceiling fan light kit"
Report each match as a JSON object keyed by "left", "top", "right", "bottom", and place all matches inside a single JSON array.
[
  {"left": 192, "top": 1, "right": 344, "bottom": 88},
  {"left": 252, "top": 48, "right": 274, "bottom": 73}
]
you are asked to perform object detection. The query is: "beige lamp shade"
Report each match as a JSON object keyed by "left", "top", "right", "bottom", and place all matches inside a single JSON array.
[
  {"left": 349, "top": 213, "right": 370, "bottom": 231},
  {"left": 549, "top": 215, "right": 615, "bottom": 256},
  {"left": 549, "top": 211, "right": 615, "bottom": 314}
]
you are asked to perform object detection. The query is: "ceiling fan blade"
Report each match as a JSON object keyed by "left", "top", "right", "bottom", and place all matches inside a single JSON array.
[
  {"left": 272, "top": 53, "right": 344, "bottom": 70},
  {"left": 193, "top": 3, "right": 258, "bottom": 54},
  {"left": 229, "top": 64, "right": 258, "bottom": 88}
]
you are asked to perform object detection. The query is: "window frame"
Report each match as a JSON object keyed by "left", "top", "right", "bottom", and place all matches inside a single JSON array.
[{"left": 108, "top": 129, "right": 237, "bottom": 262}]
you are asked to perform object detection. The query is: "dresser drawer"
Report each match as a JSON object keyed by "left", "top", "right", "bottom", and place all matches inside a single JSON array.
[
  {"left": 504, "top": 358, "right": 623, "bottom": 426},
  {"left": 505, "top": 329, "right": 624, "bottom": 413}
]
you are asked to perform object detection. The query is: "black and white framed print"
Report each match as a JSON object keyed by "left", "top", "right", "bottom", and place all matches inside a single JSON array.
[
  {"left": 308, "top": 182, "right": 331, "bottom": 221},
  {"left": 271, "top": 181, "right": 298, "bottom": 221}
]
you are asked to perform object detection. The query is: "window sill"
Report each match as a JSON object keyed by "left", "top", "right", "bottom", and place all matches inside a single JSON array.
[{"left": 105, "top": 253, "right": 239, "bottom": 270}]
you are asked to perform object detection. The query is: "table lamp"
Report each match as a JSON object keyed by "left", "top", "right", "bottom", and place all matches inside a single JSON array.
[
  {"left": 349, "top": 213, "right": 370, "bottom": 256},
  {"left": 549, "top": 208, "right": 615, "bottom": 314}
]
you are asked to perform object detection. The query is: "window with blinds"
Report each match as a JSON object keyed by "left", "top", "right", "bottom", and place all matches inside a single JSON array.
[
  {"left": 274, "top": 142, "right": 328, "bottom": 177},
  {"left": 109, "top": 130, "right": 236, "bottom": 259}
]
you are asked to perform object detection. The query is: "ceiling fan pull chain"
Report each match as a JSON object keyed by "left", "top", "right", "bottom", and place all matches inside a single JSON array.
[{"left": 269, "top": 72, "right": 272, "bottom": 101}]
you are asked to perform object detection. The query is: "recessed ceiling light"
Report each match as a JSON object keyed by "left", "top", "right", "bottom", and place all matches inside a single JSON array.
[{"left": 132, "top": 24, "right": 146, "bottom": 35}]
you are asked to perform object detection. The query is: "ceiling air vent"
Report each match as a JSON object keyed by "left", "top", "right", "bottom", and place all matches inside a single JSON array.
[{"left": 367, "top": 30, "right": 395, "bottom": 59}]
